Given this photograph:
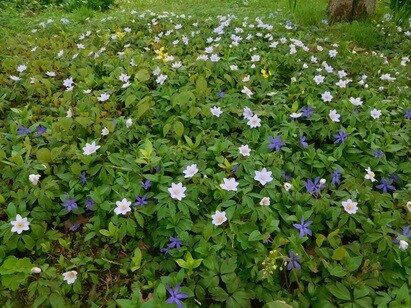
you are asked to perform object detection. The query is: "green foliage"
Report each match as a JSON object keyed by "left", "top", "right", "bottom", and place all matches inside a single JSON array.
[
  {"left": 390, "top": 0, "right": 411, "bottom": 24},
  {"left": 0, "top": 1, "right": 411, "bottom": 307}
]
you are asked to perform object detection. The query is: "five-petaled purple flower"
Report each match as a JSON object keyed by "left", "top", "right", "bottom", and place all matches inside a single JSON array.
[
  {"left": 293, "top": 217, "right": 313, "bottom": 238},
  {"left": 141, "top": 180, "right": 151, "bottom": 190},
  {"left": 333, "top": 129, "right": 348, "bottom": 144},
  {"left": 388, "top": 173, "right": 400, "bottom": 184},
  {"left": 374, "top": 149, "right": 384, "bottom": 158},
  {"left": 405, "top": 110, "right": 411, "bottom": 120},
  {"left": 161, "top": 237, "right": 183, "bottom": 255},
  {"left": 331, "top": 168, "right": 341, "bottom": 185},
  {"left": 85, "top": 196, "right": 95, "bottom": 210},
  {"left": 166, "top": 284, "right": 188, "bottom": 308},
  {"left": 79, "top": 172, "right": 87, "bottom": 185},
  {"left": 300, "top": 135, "right": 308, "bottom": 148},
  {"left": 36, "top": 125, "right": 47, "bottom": 137},
  {"left": 376, "top": 177, "right": 396, "bottom": 193},
  {"left": 285, "top": 251, "right": 301, "bottom": 270},
  {"left": 134, "top": 194, "right": 148, "bottom": 207},
  {"left": 61, "top": 193, "right": 78, "bottom": 213},
  {"left": 301, "top": 105, "right": 315, "bottom": 119},
  {"left": 17, "top": 125, "right": 31, "bottom": 135},
  {"left": 268, "top": 135, "right": 286, "bottom": 152},
  {"left": 304, "top": 177, "right": 325, "bottom": 197}
]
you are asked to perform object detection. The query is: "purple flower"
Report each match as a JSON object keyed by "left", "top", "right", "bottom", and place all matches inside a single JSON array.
[
  {"left": 333, "top": 129, "right": 348, "bottom": 144},
  {"left": 331, "top": 168, "right": 341, "bottom": 185},
  {"left": 218, "top": 90, "right": 225, "bottom": 98},
  {"left": 79, "top": 172, "right": 87, "bottom": 185},
  {"left": 293, "top": 217, "right": 313, "bottom": 238},
  {"left": 300, "top": 135, "right": 308, "bottom": 148},
  {"left": 388, "top": 173, "right": 400, "bottom": 184},
  {"left": 376, "top": 178, "right": 396, "bottom": 193},
  {"left": 285, "top": 251, "right": 301, "bottom": 270},
  {"left": 374, "top": 149, "right": 384, "bottom": 158},
  {"left": 304, "top": 177, "right": 325, "bottom": 197},
  {"left": 160, "top": 247, "right": 170, "bottom": 255},
  {"left": 393, "top": 226, "right": 411, "bottom": 243},
  {"left": 264, "top": 235, "right": 273, "bottom": 244},
  {"left": 85, "top": 196, "right": 95, "bottom": 210},
  {"left": 61, "top": 193, "right": 78, "bottom": 213},
  {"left": 36, "top": 125, "right": 47, "bottom": 137},
  {"left": 155, "top": 166, "right": 161, "bottom": 173},
  {"left": 69, "top": 223, "right": 80, "bottom": 231},
  {"left": 283, "top": 171, "right": 292, "bottom": 182},
  {"left": 405, "top": 110, "right": 411, "bottom": 120},
  {"left": 133, "top": 194, "right": 148, "bottom": 207},
  {"left": 301, "top": 105, "right": 315, "bottom": 119},
  {"left": 166, "top": 284, "right": 188, "bottom": 308},
  {"left": 17, "top": 125, "right": 31, "bottom": 135},
  {"left": 268, "top": 135, "right": 286, "bottom": 152},
  {"left": 231, "top": 165, "right": 239, "bottom": 173},
  {"left": 141, "top": 180, "right": 151, "bottom": 190},
  {"left": 168, "top": 237, "right": 182, "bottom": 249}
]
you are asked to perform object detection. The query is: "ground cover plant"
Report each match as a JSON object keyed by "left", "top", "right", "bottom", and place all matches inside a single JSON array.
[{"left": 1, "top": 0, "right": 411, "bottom": 307}]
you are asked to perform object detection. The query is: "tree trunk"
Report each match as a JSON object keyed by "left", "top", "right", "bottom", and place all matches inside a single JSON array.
[{"left": 327, "top": 0, "right": 377, "bottom": 23}]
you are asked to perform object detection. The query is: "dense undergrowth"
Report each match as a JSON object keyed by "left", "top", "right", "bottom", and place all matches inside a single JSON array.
[{"left": 0, "top": 1, "right": 411, "bottom": 307}]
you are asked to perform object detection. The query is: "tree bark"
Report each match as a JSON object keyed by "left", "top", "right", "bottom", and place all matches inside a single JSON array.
[{"left": 327, "top": 0, "right": 377, "bottom": 23}]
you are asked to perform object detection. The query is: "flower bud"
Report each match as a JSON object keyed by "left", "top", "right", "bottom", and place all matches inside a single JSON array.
[
  {"left": 399, "top": 240, "right": 408, "bottom": 251},
  {"left": 31, "top": 267, "right": 42, "bottom": 274}
]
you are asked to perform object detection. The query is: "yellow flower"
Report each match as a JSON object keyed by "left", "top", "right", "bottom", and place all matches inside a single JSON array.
[
  {"left": 116, "top": 31, "right": 125, "bottom": 40},
  {"left": 261, "top": 69, "right": 270, "bottom": 79}
]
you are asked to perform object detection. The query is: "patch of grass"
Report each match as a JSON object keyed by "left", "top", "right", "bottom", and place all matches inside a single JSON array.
[{"left": 335, "top": 20, "right": 384, "bottom": 49}]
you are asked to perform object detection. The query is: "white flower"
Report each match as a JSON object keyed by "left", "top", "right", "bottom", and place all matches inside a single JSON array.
[
  {"left": 152, "top": 67, "right": 161, "bottom": 76},
  {"left": 83, "top": 89, "right": 92, "bottom": 94},
  {"left": 168, "top": 182, "right": 186, "bottom": 200},
  {"left": 322, "top": 91, "right": 333, "bottom": 102},
  {"left": 46, "top": 71, "right": 56, "bottom": 77},
  {"left": 66, "top": 108, "right": 72, "bottom": 118},
  {"left": 259, "top": 197, "right": 270, "bottom": 206},
  {"left": 230, "top": 65, "right": 238, "bottom": 71},
  {"left": 349, "top": 97, "right": 363, "bottom": 106},
  {"left": 63, "top": 77, "right": 74, "bottom": 88},
  {"left": 126, "top": 118, "right": 133, "bottom": 128},
  {"left": 251, "top": 54, "right": 260, "bottom": 62},
  {"left": 329, "top": 109, "right": 340, "bottom": 122},
  {"left": 320, "top": 178, "right": 326, "bottom": 185},
  {"left": 370, "top": 109, "right": 382, "bottom": 119},
  {"left": 290, "top": 112, "right": 302, "bottom": 119},
  {"left": 336, "top": 79, "right": 347, "bottom": 88},
  {"left": 342, "top": 199, "right": 358, "bottom": 214},
  {"left": 254, "top": 168, "right": 273, "bottom": 185},
  {"left": 313, "top": 75, "right": 324, "bottom": 85},
  {"left": 247, "top": 115, "right": 261, "bottom": 128},
  {"left": 399, "top": 240, "right": 408, "bottom": 250},
  {"left": 82, "top": 141, "right": 101, "bottom": 155},
  {"left": 220, "top": 178, "right": 239, "bottom": 191},
  {"left": 243, "top": 107, "right": 253, "bottom": 119},
  {"left": 17, "top": 65, "right": 27, "bottom": 73},
  {"left": 241, "top": 86, "right": 253, "bottom": 98},
  {"left": 9, "top": 75, "right": 21, "bottom": 81},
  {"left": 284, "top": 182, "right": 292, "bottom": 191},
  {"left": 238, "top": 145, "right": 251, "bottom": 156},
  {"left": 97, "top": 93, "right": 110, "bottom": 102},
  {"left": 183, "top": 164, "right": 199, "bottom": 178},
  {"left": 210, "top": 106, "right": 223, "bottom": 117},
  {"left": 242, "top": 75, "right": 250, "bottom": 82},
  {"left": 212, "top": 210, "right": 227, "bottom": 226},
  {"left": 62, "top": 270, "right": 78, "bottom": 284},
  {"left": 172, "top": 61, "right": 182, "bottom": 68},
  {"left": 101, "top": 127, "right": 109, "bottom": 136},
  {"left": 407, "top": 201, "right": 411, "bottom": 212},
  {"left": 10, "top": 214, "right": 30, "bottom": 234},
  {"left": 364, "top": 167, "right": 376, "bottom": 182},
  {"left": 114, "top": 198, "right": 132, "bottom": 215},
  {"left": 156, "top": 74, "right": 168, "bottom": 85},
  {"left": 31, "top": 267, "right": 42, "bottom": 274},
  {"left": 210, "top": 54, "right": 220, "bottom": 62},
  {"left": 380, "top": 73, "right": 396, "bottom": 81},
  {"left": 29, "top": 174, "right": 41, "bottom": 185},
  {"left": 329, "top": 49, "right": 338, "bottom": 58},
  {"left": 119, "top": 73, "right": 130, "bottom": 83}
]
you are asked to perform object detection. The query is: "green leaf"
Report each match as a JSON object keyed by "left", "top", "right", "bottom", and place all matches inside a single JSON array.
[
  {"left": 346, "top": 255, "right": 363, "bottom": 272},
  {"left": 136, "top": 69, "right": 150, "bottom": 82},
  {"left": 316, "top": 234, "right": 326, "bottom": 247},
  {"left": 332, "top": 246, "right": 346, "bottom": 261},
  {"left": 328, "top": 264, "right": 346, "bottom": 277},
  {"left": 36, "top": 148, "right": 51, "bottom": 163},
  {"left": 173, "top": 121, "right": 184, "bottom": 138},
  {"left": 131, "top": 248, "right": 142, "bottom": 272},
  {"left": 248, "top": 230, "right": 263, "bottom": 241},
  {"left": 49, "top": 292, "right": 66, "bottom": 308},
  {"left": 326, "top": 282, "right": 351, "bottom": 301},
  {"left": 196, "top": 75, "right": 208, "bottom": 97},
  {"left": 209, "top": 286, "right": 229, "bottom": 302}
]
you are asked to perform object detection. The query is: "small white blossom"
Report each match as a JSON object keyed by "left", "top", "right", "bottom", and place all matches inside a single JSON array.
[
  {"left": 101, "top": 127, "right": 109, "bottom": 136},
  {"left": 62, "top": 271, "right": 78, "bottom": 284},
  {"left": 82, "top": 141, "right": 101, "bottom": 155},
  {"left": 254, "top": 168, "right": 273, "bottom": 185},
  {"left": 114, "top": 198, "right": 132, "bottom": 215},
  {"left": 29, "top": 174, "right": 41, "bottom": 185},
  {"left": 210, "top": 106, "right": 223, "bottom": 117},
  {"left": 284, "top": 182, "right": 292, "bottom": 191},
  {"left": 220, "top": 178, "right": 239, "bottom": 191},
  {"left": 259, "top": 197, "right": 270, "bottom": 206},
  {"left": 342, "top": 199, "right": 358, "bottom": 214},
  {"left": 329, "top": 109, "right": 340, "bottom": 122},
  {"left": 247, "top": 114, "right": 261, "bottom": 128},
  {"left": 126, "top": 118, "right": 133, "bottom": 128},
  {"left": 212, "top": 210, "right": 227, "bottom": 226},
  {"left": 364, "top": 167, "right": 376, "bottom": 182},
  {"left": 168, "top": 183, "right": 187, "bottom": 200},
  {"left": 183, "top": 164, "right": 199, "bottom": 178},
  {"left": 238, "top": 145, "right": 251, "bottom": 156},
  {"left": 10, "top": 214, "right": 30, "bottom": 234},
  {"left": 370, "top": 109, "right": 382, "bottom": 119}
]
